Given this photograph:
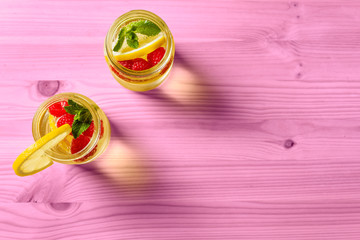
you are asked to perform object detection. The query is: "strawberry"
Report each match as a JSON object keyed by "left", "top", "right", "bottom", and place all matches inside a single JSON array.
[
  {"left": 56, "top": 113, "right": 74, "bottom": 128},
  {"left": 83, "top": 121, "right": 94, "bottom": 137},
  {"left": 110, "top": 65, "right": 121, "bottom": 77},
  {"left": 110, "top": 65, "right": 117, "bottom": 73},
  {"left": 49, "top": 101, "right": 69, "bottom": 117},
  {"left": 131, "top": 58, "right": 151, "bottom": 71},
  {"left": 83, "top": 120, "right": 104, "bottom": 138},
  {"left": 119, "top": 60, "right": 133, "bottom": 69},
  {"left": 71, "top": 135, "right": 90, "bottom": 154},
  {"left": 147, "top": 47, "right": 165, "bottom": 66},
  {"left": 74, "top": 145, "right": 97, "bottom": 163},
  {"left": 100, "top": 120, "right": 104, "bottom": 139}
]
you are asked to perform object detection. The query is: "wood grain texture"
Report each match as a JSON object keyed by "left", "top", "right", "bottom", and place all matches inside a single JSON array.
[{"left": 1, "top": 0, "right": 360, "bottom": 239}]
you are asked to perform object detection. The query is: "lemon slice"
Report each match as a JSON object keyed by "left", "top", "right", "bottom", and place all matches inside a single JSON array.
[
  {"left": 49, "top": 114, "right": 73, "bottom": 153},
  {"left": 48, "top": 114, "right": 57, "bottom": 131},
  {"left": 13, "top": 124, "right": 72, "bottom": 176},
  {"left": 113, "top": 34, "right": 165, "bottom": 61}
]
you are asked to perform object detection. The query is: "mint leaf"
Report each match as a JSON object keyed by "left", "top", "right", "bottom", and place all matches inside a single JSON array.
[
  {"left": 64, "top": 99, "right": 93, "bottom": 139},
  {"left": 113, "top": 28, "right": 126, "bottom": 52},
  {"left": 65, "top": 100, "right": 83, "bottom": 114},
  {"left": 128, "top": 24, "right": 137, "bottom": 32},
  {"left": 112, "top": 20, "right": 160, "bottom": 51},
  {"left": 72, "top": 120, "right": 91, "bottom": 139},
  {"left": 134, "top": 20, "right": 161, "bottom": 36},
  {"left": 68, "top": 99, "right": 82, "bottom": 108},
  {"left": 75, "top": 109, "right": 92, "bottom": 123},
  {"left": 126, "top": 31, "right": 139, "bottom": 49},
  {"left": 113, "top": 35, "right": 125, "bottom": 52},
  {"left": 64, "top": 106, "right": 78, "bottom": 115}
]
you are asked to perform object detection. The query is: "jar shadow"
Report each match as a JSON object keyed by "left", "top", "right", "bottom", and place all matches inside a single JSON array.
[
  {"left": 138, "top": 52, "right": 232, "bottom": 120},
  {"left": 77, "top": 120, "right": 158, "bottom": 193},
  {"left": 73, "top": 121, "right": 202, "bottom": 232}
]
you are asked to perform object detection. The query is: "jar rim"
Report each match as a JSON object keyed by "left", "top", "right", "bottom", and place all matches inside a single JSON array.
[
  {"left": 32, "top": 92, "right": 101, "bottom": 162},
  {"left": 104, "top": 10, "right": 174, "bottom": 79}
]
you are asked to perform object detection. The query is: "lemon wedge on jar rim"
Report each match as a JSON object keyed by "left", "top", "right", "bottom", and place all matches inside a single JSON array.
[
  {"left": 113, "top": 33, "right": 165, "bottom": 61},
  {"left": 13, "top": 124, "right": 72, "bottom": 176},
  {"left": 49, "top": 114, "right": 73, "bottom": 152}
]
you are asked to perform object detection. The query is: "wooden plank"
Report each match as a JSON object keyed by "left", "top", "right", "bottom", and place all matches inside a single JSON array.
[
  {"left": 1, "top": 201, "right": 360, "bottom": 239},
  {"left": 2, "top": 119, "right": 360, "bottom": 203},
  {"left": 1, "top": 0, "right": 360, "bottom": 239}
]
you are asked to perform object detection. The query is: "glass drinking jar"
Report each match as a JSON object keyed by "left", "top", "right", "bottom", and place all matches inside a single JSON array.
[
  {"left": 104, "top": 10, "right": 175, "bottom": 92},
  {"left": 32, "top": 93, "right": 111, "bottom": 164}
]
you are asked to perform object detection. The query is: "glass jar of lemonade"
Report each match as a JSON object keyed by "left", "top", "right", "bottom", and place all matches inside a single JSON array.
[
  {"left": 33, "top": 92, "right": 111, "bottom": 164},
  {"left": 104, "top": 10, "right": 175, "bottom": 92},
  {"left": 13, "top": 93, "right": 111, "bottom": 176}
]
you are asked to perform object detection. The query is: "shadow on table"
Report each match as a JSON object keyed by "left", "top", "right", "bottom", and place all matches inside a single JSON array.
[
  {"left": 76, "top": 106, "right": 205, "bottom": 236},
  {"left": 76, "top": 53, "right": 230, "bottom": 232},
  {"left": 78, "top": 120, "right": 155, "bottom": 192},
  {"left": 78, "top": 120, "right": 188, "bottom": 202},
  {"left": 138, "top": 51, "right": 232, "bottom": 121},
  {"left": 78, "top": 51, "right": 234, "bottom": 192}
]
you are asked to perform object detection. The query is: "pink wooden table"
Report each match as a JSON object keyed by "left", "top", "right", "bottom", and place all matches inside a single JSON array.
[{"left": 2, "top": 0, "right": 360, "bottom": 239}]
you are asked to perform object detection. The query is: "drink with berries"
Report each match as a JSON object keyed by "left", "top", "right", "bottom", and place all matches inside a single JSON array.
[
  {"left": 13, "top": 93, "right": 111, "bottom": 176},
  {"left": 104, "top": 10, "right": 175, "bottom": 91}
]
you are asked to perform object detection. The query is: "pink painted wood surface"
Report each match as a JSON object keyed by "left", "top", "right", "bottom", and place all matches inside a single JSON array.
[{"left": 1, "top": 0, "right": 360, "bottom": 239}]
